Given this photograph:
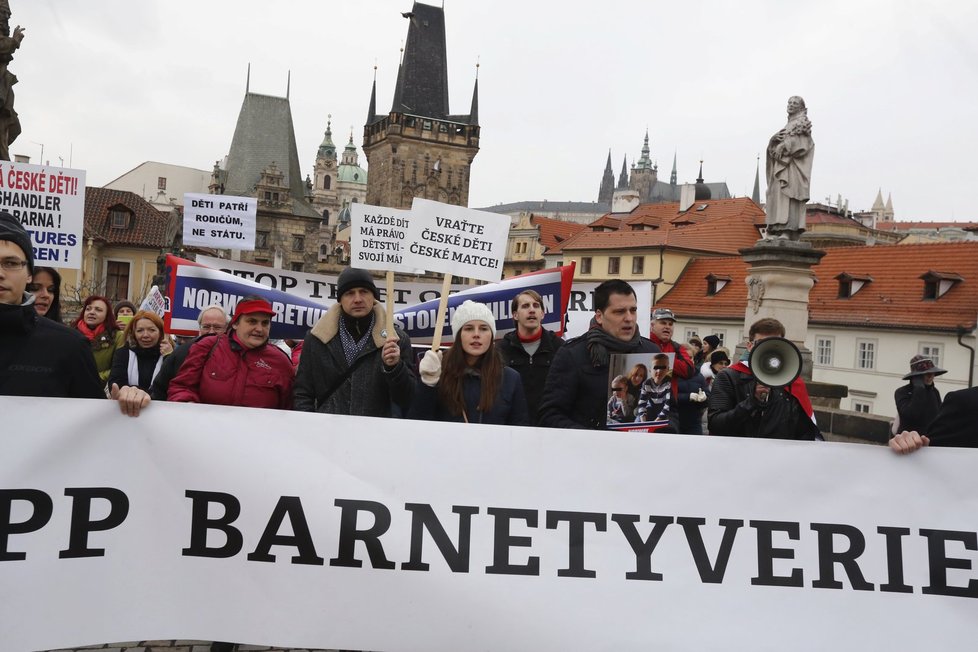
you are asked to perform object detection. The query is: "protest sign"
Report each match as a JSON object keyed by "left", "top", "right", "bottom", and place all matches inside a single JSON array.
[
  {"left": 0, "top": 160, "right": 85, "bottom": 269},
  {"left": 406, "top": 197, "right": 509, "bottom": 283},
  {"left": 607, "top": 352, "right": 675, "bottom": 431},
  {"left": 182, "top": 193, "right": 257, "bottom": 249},
  {"left": 164, "top": 256, "right": 574, "bottom": 342},
  {"left": 393, "top": 264, "right": 575, "bottom": 344},
  {"left": 163, "top": 255, "right": 328, "bottom": 339},
  {"left": 564, "top": 280, "right": 653, "bottom": 339},
  {"left": 349, "top": 203, "right": 423, "bottom": 274},
  {"left": 138, "top": 285, "right": 167, "bottom": 317},
  {"left": 2, "top": 397, "right": 976, "bottom": 651}
]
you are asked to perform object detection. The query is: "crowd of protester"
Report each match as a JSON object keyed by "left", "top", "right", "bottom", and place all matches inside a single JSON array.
[{"left": 1, "top": 210, "right": 973, "bottom": 452}]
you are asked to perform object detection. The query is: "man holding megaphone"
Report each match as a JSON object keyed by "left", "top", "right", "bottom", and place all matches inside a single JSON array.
[{"left": 708, "top": 317, "right": 822, "bottom": 440}]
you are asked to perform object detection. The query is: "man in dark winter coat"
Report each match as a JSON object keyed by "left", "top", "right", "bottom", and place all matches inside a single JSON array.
[
  {"left": 538, "top": 279, "right": 660, "bottom": 430},
  {"left": 708, "top": 317, "right": 821, "bottom": 441},
  {"left": 893, "top": 354, "right": 945, "bottom": 436},
  {"left": 497, "top": 289, "right": 563, "bottom": 425},
  {"left": 890, "top": 386, "right": 978, "bottom": 453},
  {"left": 0, "top": 211, "right": 104, "bottom": 399},
  {"left": 150, "top": 304, "right": 228, "bottom": 401},
  {"left": 293, "top": 267, "right": 413, "bottom": 416}
]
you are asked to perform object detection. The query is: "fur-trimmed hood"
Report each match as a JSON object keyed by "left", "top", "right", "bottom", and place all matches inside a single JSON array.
[{"left": 309, "top": 303, "right": 388, "bottom": 348}]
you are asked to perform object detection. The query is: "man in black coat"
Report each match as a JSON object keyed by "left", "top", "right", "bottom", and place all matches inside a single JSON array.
[
  {"left": 890, "top": 386, "right": 978, "bottom": 453},
  {"left": 497, "top": 289, "right": 563, "bottom": 425},
  {"left": 708, "top": 317, "right": 821, "bottom": 441},
  {"left": 149, "top": 304, "right": 229, "bottom": 400},
  {"left": 293, "top": 267, "right": 413, "bottom": 416},
  {"left": 538, "top": 280, "right": 660, "bottom": 430},
  {"left": 0, "top": 211, "right": 105, "bottom": 399},
  {"left": 893, "top": 354, "right": 945, "bottom": 435}
]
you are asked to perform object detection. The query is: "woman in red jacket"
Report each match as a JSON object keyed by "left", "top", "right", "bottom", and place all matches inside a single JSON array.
[{"left": 168, "top": 297, "right": 294, "bottom": 409}]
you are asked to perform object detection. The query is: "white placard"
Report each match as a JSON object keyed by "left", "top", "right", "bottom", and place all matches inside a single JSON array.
[
  {"left": 139, "top": 285, "right": 167, "bottom": 317},
  {"left": 407, "top": 197, "right": 509, "bottom": 282},
  {"left": 182, "top": 193, "right": 257, "bottom": 250},
  {"left": 349, "top": 203, "right": 424, "bottom": 274},
  {"left": 0, "top": 161, "right": 85, "bottom": 269},
  {"left": 2, "top": 397, "right": 976, "bottom": 651}
]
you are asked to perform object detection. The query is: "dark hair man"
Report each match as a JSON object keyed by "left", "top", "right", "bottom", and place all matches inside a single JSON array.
[
  {"left": 0, "top": 211, "right": 104, "bottom": 399},
  {"left": 497, "top": 289, "right": 563, "bottom": 425},
  {"left": 707, "top": 317, "right": 821, "bottom": 440},
  {"left": 293, "top": 267, "right": 413, "bottom": 416},
  {"left": 538, "top": 279, "right": 660, "bottom": 429}
]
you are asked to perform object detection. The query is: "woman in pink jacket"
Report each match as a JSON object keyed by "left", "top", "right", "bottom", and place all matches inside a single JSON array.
[{"left": 168, "top": 297, "right": 294, "bottom": 410}]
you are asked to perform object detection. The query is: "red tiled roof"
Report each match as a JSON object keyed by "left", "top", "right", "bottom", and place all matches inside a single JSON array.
[
  {"left": 530, "top": 214, "right": 586, "bottom": 253},
  {"left": 558, "top": 198, "right": 765, "bottom": 255},
  {"left": 586, "top": 214, "right": 623, "bottom": 230},
  {"left": 85, "top": 187, "right": 174, "bottom": 248},
  {"left": 875, "top": 221, "right": 978, "bottom": 231},
  {"left": 660, "top": 242, "right": 978, "bottom": 331}
]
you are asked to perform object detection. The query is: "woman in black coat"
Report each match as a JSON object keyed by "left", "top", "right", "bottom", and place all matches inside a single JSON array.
[{"left": 411, "top": 300, "right": 529, "bottom": 426}]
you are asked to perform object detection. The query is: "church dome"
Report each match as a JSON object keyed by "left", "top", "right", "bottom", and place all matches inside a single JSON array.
[{"left": 337, "top": 163, "right": 367, "bottom": 184}]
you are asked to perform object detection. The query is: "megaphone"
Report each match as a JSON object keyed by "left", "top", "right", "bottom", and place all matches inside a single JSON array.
[{"left": 748, "top": 336, "right": 802, "bottom": 388}]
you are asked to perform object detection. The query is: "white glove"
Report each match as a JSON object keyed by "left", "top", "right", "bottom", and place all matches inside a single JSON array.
[
  {"left": 419, "top": 350, "right": 443, "bottom": 387},
  {"left": 690, "top": 389, "right": 708, "bottom": 403}
]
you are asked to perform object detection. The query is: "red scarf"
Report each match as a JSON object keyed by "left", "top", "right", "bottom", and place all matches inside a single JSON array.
[
  {"left": 76, "top": 320, "right": 106, "bottom": 342},
  {"left": 517, "top": 328, "right": 543, "bottom": 343},
  {"left": 729, "top": 360, "right": 815, "bottom": 422}
]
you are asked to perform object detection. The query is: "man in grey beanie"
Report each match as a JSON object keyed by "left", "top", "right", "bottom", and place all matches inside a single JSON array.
[{"left": 293, "top": 266, "right": 414, "bottom": 416}]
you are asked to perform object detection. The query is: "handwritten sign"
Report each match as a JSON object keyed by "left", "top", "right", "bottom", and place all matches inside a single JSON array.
[
  {"left": 406, "top": 198, "right": 509, "bottom": 282},
  {"left": 349, "top": 203, "right": 424, "bottom": 274},
  {"left": 183, "top": 193, "right": 257, "bottom": 250},
  {"left": 0, "top": 161, "right": 85, "bottom": 269}
]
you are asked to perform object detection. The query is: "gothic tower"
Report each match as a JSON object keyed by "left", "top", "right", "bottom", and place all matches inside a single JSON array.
[
  {"left": 629, "top": 129, "right": 658, "bottom": 202},
  {"left": 598, "top": 150, "right": 615, "bottom": 203},
  {"left": 363, "top": 2, "right": 480, "bottom": 208}
]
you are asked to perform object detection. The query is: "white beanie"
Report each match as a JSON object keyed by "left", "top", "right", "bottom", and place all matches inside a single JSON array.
[{"left": 450, "top": 300, "right": 496, "bottom": 337}]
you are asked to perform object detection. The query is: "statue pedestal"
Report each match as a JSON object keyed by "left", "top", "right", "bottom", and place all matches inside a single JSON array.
[{"left": 739, "top": 238, "right": 826, "bottom": 380}]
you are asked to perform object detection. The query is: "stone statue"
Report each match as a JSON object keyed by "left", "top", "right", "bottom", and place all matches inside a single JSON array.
[
  {"left": 0, "top": 0, "right": 24, "bottom": 161},
  {"left": 765, "top": 96, "right": 813, "bottom": 240}
]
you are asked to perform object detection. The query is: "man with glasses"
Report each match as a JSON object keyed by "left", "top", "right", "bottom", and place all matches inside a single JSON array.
[
  {"left": 708, "top": 317, "right": 820, "bottom": 440},
  {"left": 150, "top": 304, "right": 229, "bottom": 400},
  {"left": 539, "top": 279, "right": 661, "bottom": 429},
  {"left": 0, "top": 211, "right": 104, "bottom": 399}
]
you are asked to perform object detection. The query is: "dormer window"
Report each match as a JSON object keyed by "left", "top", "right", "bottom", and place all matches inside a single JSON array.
[
  {"left": 108, "top": 206, "right": 132, "bottom": 229},
  {"left": 706, "top": 273, "right": 731, "bottom": 296},
  {"left": 835, "top": 272, "right": 873, "bottom": 298},
  {"left": 920, "top": 271, "right": 963, "bottom": 300}
]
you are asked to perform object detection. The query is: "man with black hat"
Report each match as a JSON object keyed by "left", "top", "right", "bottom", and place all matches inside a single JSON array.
[
  {"left": 893, "top": 354, "right": 946, "bottom": 436},
  {"left": 293, "top": 266, "right": 414, "bottom": 416},
  {"left": 0, "top": 211, "right": 105, "bottom": 399}
]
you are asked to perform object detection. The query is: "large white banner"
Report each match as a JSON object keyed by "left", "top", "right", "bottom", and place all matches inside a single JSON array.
[
  {"left": 183, "top": 193, "right": 257, "bottom": 250},
  {"left": 0, "top": 160, "right": 85, "bottom": 269},
  {"left": 1, "top": 397, "right": 976, "bottom": 651}
]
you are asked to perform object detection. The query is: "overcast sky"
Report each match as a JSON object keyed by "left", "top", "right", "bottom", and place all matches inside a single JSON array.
[{"left": 13, "top": 0, "right": 978, "bottom": 220}]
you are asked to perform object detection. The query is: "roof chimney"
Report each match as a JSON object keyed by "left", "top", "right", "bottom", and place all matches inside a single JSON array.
[{"left": 679, "top": 183, "right": 696, "bottom": 212}]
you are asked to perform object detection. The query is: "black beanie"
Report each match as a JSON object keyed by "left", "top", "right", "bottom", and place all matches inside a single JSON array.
[
  {"left": 336, "top": 267, "right": 379, "bottom": 300},
  {"left": 0, "top": 211, "right": 33, "bottom": 273},
  {"left": 703, "top": 335, "right": 721, "bottom": 349}
]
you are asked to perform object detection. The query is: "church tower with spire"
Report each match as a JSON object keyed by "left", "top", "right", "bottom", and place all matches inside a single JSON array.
[
  {"left": 598, "top": 151, "right": 615, "bottom": 203},
  {"left": 629, "top": 129, "right": 658, "bottom": 202},
  {"left": 363, "top": 2, "right": 480, "bottom": 208},
  {"left": 311, "top": 116, "right": 339, "bottom": 224}
]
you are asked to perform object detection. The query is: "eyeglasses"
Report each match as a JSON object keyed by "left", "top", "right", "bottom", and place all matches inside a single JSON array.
[
  {"left": 612, "top": 386, "right": 626, "bottom": 391},
  {"left": 653, "top": 365, "right": 668, "bottom": 370},
  {"left": 0, "top": 258, "right": 28, "bottom": 271}
]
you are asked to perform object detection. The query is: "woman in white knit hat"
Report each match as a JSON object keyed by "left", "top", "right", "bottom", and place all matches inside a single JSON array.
[{"left": 410, "top": 299, "right": 529, "bottom": 425}]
